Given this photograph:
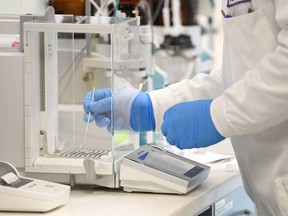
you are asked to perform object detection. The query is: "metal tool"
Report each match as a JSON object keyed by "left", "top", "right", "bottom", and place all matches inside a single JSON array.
[{"left": 81, "top": 87, "right": 95, "bottom": 152}]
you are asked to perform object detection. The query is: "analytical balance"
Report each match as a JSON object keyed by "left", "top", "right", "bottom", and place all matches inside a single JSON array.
[{"left": 0, "top": 7, "right": 210, "bottom": 195}]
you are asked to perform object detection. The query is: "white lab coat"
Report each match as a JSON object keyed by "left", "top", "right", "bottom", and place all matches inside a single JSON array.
[{"left": 148, "top": 0, "right": 288, "bottom": 215}]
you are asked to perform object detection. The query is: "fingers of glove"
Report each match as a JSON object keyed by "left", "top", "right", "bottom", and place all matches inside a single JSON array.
[
  {"left": 161, "top": 107, "right": 172, "bottom": 136},
  {"left": 83, "top": 89, "right": 111, "bottom": 113},
  {"left": 83, "top": 91, "right": 92, "bottom": 113},
  {"left": 83, "top": 113, "right": 95, "bottom": 122},
  {"left": 95, "top": 115, "right": 110, "bottom": 128},
  {"left": 161, "top": 122, "right": 167, "bottom": 137},
  {"left": 93, "top": 88, "right": 111, "bottom": 101},
  {"left": 89, "top": 97, "right": 111, "bottom": 114},
  {"left": 165, "top": 133, "right": 175, "bottom": 146},
  {"left": 175, "top": 140, "right": 184, "bottom": 150}
]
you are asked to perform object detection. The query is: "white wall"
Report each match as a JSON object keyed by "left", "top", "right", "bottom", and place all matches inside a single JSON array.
[{"left": 0, "top": 0, "right": 47, "bottom": 15}]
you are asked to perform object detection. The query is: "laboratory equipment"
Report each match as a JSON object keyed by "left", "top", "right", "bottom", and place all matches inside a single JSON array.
[
  {"left": 22, "top": 7, "right": 142, "bottom": 188},
  {"left": 152, "top": 0, "right": 214, "bottom": 85},
  {"left": 115, "top": 0, "right": 153, "bottom": 93},
  {"left": 0, "top": 6, "right": 211, "bottom": 194},
  {"left": 0, "top": 161, "right": 70, "bottom": 212},
  {"left": 120, "top": 145, "right": 210, "bottom": 194},
  {"left": 0, "top": 6, "right": 143, "bottom": 187}
]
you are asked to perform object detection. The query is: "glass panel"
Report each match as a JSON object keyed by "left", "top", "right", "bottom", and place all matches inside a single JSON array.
[
  {"left": 24, "top": 15, "right": 140, "bottom": 186},
  {"left": 112, "top": 20, "right": 141, "bottom": 173}
]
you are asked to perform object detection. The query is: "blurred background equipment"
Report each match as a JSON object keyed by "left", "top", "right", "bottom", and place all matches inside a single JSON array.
[
  {"left": 151, "top": 0, "right": 215, "bottom": 86},
  {"left": 47, "top": 0, "right": 216, "bottom": 87}
]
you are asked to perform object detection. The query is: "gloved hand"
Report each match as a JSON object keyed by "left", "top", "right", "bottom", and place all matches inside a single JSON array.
[
  {"left": 83, "top": 88, "right": 155, "bottom": 132},
  {"left": 161, "top": 99, "right": 225, "bottom": 149}
]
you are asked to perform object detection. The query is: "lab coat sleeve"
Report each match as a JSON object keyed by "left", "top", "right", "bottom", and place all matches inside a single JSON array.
[
  {"left": 148, "top": 69, "right": 223, "bottom": 130},
  {"left": 211, "top": 1, "right": 288, "bottom": 137}
]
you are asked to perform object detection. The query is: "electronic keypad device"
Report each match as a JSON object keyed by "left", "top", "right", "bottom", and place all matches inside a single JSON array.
[{"left": 120, "top": 145, "right": 210, "bottom": 194}]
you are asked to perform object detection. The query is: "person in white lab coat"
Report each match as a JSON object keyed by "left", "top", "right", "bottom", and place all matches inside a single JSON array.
[{"left": 84, "top": 0, "right": 288, "bottom": 214}]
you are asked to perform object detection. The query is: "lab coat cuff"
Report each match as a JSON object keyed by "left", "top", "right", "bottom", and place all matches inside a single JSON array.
[
  {"left": 210, "top": 97, "right": 235, "bottom": 138},
  {"left": 148, "top": 88, "right": 176, "bottom": 131}
]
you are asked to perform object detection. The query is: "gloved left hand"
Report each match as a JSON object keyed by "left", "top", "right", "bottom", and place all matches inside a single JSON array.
[
  {"left": 83, "top": 88, "right": 155, "bottom": 132},
  {"left": 161, "top": 99, "right": 225, "bottom": 149}
]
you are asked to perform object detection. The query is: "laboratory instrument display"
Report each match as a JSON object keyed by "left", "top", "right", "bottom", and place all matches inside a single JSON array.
[
  {"left": 0, "top": 161, "right": 70, "bottom": 212},
  {"left": 120, "top": 145, "right": 210, "bottom": 194}
]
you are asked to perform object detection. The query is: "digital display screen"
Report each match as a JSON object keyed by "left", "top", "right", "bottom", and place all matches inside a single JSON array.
[{"left": 137, "top": 150, "right": 203, "bottom": 178}]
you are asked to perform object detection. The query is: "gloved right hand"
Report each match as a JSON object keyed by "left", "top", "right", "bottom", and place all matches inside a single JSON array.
[
  {"left": 83, "top": 88, "right": 155, "bottom": 132},
  {"left": 161, "top": 99, "right": 225, "bottom": 149}
]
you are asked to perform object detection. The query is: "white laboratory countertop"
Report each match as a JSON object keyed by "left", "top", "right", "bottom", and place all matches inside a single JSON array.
[{"left": 0, "top": 169, "right": 243, "bottom": 216}]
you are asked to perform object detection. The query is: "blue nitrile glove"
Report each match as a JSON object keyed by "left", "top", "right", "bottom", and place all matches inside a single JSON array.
[
  {"left": 161, "top": 99, "right": 225, "bottom": 149},
  {"left": 83, "top": 88, "right": 113, "bottom": 130},
  {"left": 83, "top": 88, "right": 155, "bottom": 132},
  {"left": 130, "top": 92, "right": 155, "bottom": 132}
]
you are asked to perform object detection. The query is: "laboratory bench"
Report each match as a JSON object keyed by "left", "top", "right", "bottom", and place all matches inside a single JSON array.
[{"left": 0, "top": 169, "right": 255, "bottom": 216}]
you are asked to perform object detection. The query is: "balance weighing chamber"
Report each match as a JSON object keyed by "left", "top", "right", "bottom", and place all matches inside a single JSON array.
[{"left": 0, "top": 7, "right": 210, "bottom": 194}]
